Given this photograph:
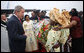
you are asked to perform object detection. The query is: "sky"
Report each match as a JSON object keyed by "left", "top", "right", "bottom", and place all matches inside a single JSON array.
[
  {"left": 1, "top": 1, "right": 83, "bottom": 17},
  {"left": 1, "top": 1, "right": 83, "bottom": 11}
]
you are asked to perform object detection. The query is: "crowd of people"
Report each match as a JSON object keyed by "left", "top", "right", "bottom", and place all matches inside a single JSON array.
[{"left": 1, "top": 5, "right": 83, "bottom": 52}]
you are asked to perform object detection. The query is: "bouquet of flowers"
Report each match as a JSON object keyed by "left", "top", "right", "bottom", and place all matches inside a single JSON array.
[{"left": 36, "top": 20, "right": 51, "bottom": 45}]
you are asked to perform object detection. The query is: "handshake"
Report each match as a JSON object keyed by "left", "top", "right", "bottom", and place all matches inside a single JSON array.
[{"left": 52, "top": 26, "right": 64, "bottom": 31}]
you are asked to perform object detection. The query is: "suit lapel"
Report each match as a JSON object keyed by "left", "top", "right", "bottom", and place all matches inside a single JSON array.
[{"left": 13, "top": 15, "right": 24, "bottom": 34}]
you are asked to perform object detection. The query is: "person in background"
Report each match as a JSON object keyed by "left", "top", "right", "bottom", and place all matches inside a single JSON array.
[
  {"left": 1, "top": 13, "right": 10, "bottom": 52},
  {"left": 31, "top": 10, "right": 38, "bottom": 20},
  {"left": 78, "top": 11, "right": 83, "bottom": 29},
  {"left": 1, "top": 13, "right": 7, "bottom": 26},
  {"left": 40, "top": 11, "right": 49, "bottom": 20},
  {"left": 23, "top": 15, "right": 38, "bottom": 52},
  {"left": 57, "top": 8, "right": 83, "bottom": 52},
  {"left": 7, "top": 5, "right": 27, "bottom": 52}
]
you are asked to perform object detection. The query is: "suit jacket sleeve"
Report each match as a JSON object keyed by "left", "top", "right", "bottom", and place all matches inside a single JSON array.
[{"left": 7, "top": 20, "right": 27, "bottom": 41}]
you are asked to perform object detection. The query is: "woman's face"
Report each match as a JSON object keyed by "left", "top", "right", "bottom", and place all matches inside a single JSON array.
[{"left": 26, "top": 16, "right": 29, "bottom": 21}]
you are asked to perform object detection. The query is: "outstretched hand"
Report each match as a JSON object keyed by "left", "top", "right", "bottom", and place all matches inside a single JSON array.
[
  {"left": 52, "top": 27, "right": 59, "bottom": 31},
  {"left": 57, "top": 26, "right": 64, "bottom": 29},
  {"left": 52, "top": 26, "right": 63, "bottom": 31}
]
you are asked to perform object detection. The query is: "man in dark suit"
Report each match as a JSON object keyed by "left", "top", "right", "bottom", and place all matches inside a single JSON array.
[{"left": 7, "top": 5, "right": 27, "bottom": 52}]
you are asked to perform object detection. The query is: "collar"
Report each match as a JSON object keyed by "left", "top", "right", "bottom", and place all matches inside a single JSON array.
[{"left": 13, "top": 14, "right": 20, "bottom": 20}]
